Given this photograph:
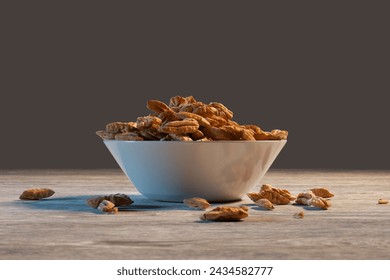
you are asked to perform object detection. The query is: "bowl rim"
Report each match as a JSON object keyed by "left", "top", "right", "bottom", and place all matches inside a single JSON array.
[{"left": 103, "top": 139, "right": 287, "bottom": 144}]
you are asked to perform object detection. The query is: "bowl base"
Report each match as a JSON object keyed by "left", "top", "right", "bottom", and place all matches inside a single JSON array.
[{"left": 140, "top": 191, "right": 245, "bottom": 203}]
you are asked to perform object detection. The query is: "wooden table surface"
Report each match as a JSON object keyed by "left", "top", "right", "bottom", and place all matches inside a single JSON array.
[{"left": 0, "top": 169, "right": 389, "bottom": 260}]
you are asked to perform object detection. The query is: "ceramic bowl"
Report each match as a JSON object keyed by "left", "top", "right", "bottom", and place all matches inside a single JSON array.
[{"left": 103, "top": 140, "right": 286, "bottom": 202}]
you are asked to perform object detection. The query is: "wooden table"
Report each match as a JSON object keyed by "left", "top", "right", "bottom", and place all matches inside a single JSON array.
[{"left": 0, "top": 169, "right": 389, "bottom": 260}]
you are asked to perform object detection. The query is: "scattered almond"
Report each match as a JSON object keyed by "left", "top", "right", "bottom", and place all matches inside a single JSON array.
[
  {"left": 295, "top": 191, "right": 316, "bottom": 205},
  {"left": 183, "top": 197, "right": 210, "bottom": 210},
  {"left": 293, "top": 212, "right": 305, "bottom": 219},
  {"left": 97, "top": 200, "right": 118, "bottom": 214},
  {"left": 310, "top": 187, "right": 334, "bottom": 198},
  {"left": 19, "top": 188, "right": 55, "bottom": 200},
  {"left": 309, "top": 197, "right": 331, "bottom": 210},
  {"left": 254, "top": 198, "right": 274, "bottom": 210},
  {"left": 378, "top": 199, "right": 389, "bottom": 205},
  {"left": 200, "top": 206, "right": 249, "bottom": 222}
]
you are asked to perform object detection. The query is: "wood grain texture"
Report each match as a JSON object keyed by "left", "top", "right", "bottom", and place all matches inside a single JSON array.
[{"left": 0, "top": 169, "right": 389, "bottom": 260}]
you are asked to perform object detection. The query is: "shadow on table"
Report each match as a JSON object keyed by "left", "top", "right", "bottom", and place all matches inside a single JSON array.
[
  {"left": 241, "top": 202, "right": 327, "bottom": 212},
  {"left": 10, "top": 194, "right": 191, "bottom": 213},
  {"left": 291, "top": 203, "right": 327, "bottom": 211}
]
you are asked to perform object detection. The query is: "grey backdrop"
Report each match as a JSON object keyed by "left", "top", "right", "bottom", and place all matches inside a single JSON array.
[{"left": 1, "top": 1, "right": 389, "bottom": 169}]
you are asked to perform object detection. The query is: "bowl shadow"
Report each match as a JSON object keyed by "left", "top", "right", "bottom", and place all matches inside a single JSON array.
[{"left": 11, "top": 194, "right": 227, "bottom": 213}]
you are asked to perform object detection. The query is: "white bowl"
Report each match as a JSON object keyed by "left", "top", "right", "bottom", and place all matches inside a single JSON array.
[{"left": 104, "top": 140, "right": 287, "bottom": 202}]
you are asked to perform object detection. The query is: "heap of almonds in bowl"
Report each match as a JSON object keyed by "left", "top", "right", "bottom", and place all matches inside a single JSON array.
[{"left": 96, "top": 95, "right": 288, "bottom": 142}]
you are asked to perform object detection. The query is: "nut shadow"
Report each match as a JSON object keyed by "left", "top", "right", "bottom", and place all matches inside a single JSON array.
[
  {"left": 250, "top": 206, "right": 274, "bottom": 212},
  {"left": 195, "top": 220, "right": 245, "bottom": 223},
  {"left": 291, "top": 203, "right": 326, "bottom": 211},
  {"left": 10, "top": 194, "right": 201, "bottom": 213}
]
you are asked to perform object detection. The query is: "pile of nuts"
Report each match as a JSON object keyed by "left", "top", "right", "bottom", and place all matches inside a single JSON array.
[
  {"left": 183, "top": 185, "right": 335, "bottom": 222},
  {"left": 86, "top": 193, "right": 134, "bottom": 214},
  {"left": 247, "top": 184, "right": 296, "bottom": 205},
  {"left": 96, "top": 95, "right": 288, "bottom": 142},
  {"left": 247, "top": 185, "right": 334, "bottom": 211}
]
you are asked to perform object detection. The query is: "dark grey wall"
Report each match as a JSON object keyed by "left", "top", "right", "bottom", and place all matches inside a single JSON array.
[{"left": 1, "top": 1, "right": 389, "bottom": 169}]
